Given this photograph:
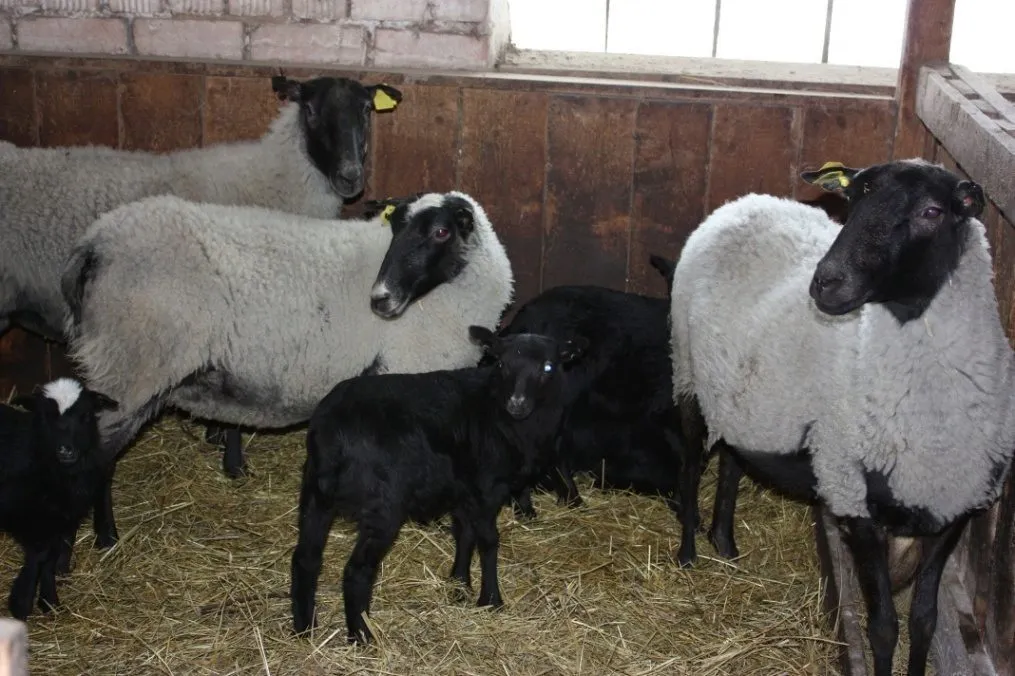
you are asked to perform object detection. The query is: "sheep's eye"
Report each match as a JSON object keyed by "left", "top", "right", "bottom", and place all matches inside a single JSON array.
[
  {"left": 862, "top": 183, "right": 871, "bottom": 195},
  {"left": 542, "top": 362, "right": 554, "bottom": 374},
  {"left": 433, "top": 227, "right": 450, "bottom": 241},
  {"left": 922, "top": 206, "right": 943, "bottom": 219}
]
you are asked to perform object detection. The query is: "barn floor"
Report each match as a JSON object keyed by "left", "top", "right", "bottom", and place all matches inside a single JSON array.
[{"left": 0, "top": 415, "right": 853, "bottom": 675}]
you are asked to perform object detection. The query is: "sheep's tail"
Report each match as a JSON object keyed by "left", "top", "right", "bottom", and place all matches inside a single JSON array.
[
  {"left": 61, "top": 244, "right": 100, "bottom": 335},
  {"left": 648, "top": 254, "right": 676, "bottom": 290}
]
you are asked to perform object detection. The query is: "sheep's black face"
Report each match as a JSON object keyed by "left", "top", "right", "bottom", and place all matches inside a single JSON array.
[
  {"left": 370, "top": 195, "right": 475, "bottom": 319},
  {"left": 24, "top": 387, "right": 118, "bottom": 468},
  {"left": 271, "top": 76, "right": 403, "bottom": 200},
  {"left": 469, "top": 326, "right": 588, "bottom": 420},
  {"left": 805, "top": 161, "right": 983, "bottom": 321}
]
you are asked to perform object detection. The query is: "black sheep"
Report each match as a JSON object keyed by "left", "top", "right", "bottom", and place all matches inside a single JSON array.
[
  {"left": 0, "top": 378, "right": 117, "bottom": 620},
  {"left": 290, "top": 325, "right": 587, "bottom": 643}
]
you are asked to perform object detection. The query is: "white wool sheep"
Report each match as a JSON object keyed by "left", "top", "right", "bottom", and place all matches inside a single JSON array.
[
  {"left": 62, "top": 190, "right": 514, "bottom": 547},
  {"left": 670, "top": 159, "right": 1015, "bottom": 676},
  {"left": 0, "top": 75, "right": 402, "bottom": 340}
]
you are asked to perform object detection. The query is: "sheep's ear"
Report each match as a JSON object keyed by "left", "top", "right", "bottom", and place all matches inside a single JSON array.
[
  {"left": 953, "top": 180, "right": 984, "bottom": 218},
  {"left": 453, "top": 206, "right": 474, "bottom": 236},
  {"left": 89, "top": 391, "right": 119, "bottom": 412},
  {"left": 800, "top": 161, "right": 861, "bottom": 194},
  {"left": 648, "top": 254, "right": 675, "bottom": 287},
  {"left": 271, "top": 75, "right": 302, "bottom": 103},
  {"left": 468, "top": 325, "right": 497, "bottom": 352},
  {"left": 559, "top": 336, "right": 590, "bottom": 364},
  {"left": 369, "top": 84, "right": 403, "bottom": 112}
]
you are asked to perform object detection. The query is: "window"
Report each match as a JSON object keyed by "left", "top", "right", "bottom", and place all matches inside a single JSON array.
[{"left": 508, "top": 0, "right": 1013, "bottom": 74}]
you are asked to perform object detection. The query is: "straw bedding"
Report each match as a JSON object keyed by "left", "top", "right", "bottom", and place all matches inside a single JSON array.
[{"left": 0, "top": 415, "right": 851, "bottom": 675}]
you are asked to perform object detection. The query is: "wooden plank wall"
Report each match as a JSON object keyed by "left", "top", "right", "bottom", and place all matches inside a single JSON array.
[
  {"left": 933, "top": 139, "right": 1015, "bottom": 676},
  {"left": 0, "top": 55, "right": 894, "bottom": 398}
]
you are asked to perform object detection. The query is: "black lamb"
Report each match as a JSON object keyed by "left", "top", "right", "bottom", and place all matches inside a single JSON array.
[
  {"left": 0, "top": 378, "right": 117, "bottom": 620},
  {"left": 290, "top": 325, "right": 588, "bottom": 643}
]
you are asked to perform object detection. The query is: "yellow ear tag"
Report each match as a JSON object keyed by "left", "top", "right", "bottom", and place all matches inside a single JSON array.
[
  {"left": 813, "top": 161, "right": 851, "bottom": 188},
  {"left": 380, "top": 204, "right": 396, "bottom": 225},
  {"left": 373, "top": 88, "right": 398, "bottom": 111}
]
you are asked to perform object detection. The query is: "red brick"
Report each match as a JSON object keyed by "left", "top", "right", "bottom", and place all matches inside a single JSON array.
[
  {"left": 133, "top": 19, "right": 243, "bottom": 60},
  {"left": 373, "top": 29, "right": 490, "bottom": 69},
  {"left": 350, "top": 0, "right": 427, "bottom": 21},
  {"left": 250, "top": 23, "right": 365, "bottom": 64},
  {"left": 18, "top": 17, "right": 128, "bottom": 54}
]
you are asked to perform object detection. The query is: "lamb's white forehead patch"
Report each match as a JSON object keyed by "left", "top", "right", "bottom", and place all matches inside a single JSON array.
[
  {"left": 43, "top": 378, "right": 83, "bottom": 415},
  {"left": 406, "top": 193, "right": 445, "bottom": 218}
]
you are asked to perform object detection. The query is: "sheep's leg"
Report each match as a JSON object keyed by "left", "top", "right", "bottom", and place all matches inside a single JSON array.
[
  {"left": 290, "top": 482, "right": 337, "bottom": 636},
  {"left": 92, "top": 470, "right": 119, "bottom": 549},
  {"left": 906, "top": 515, "right": 970, "bottom": 676},
  {"left": 221, "top": 428, "right": 245, "bottom": 479},
  {"left": 840, "top": 516, "right": 898, "bottom": 676},
  {"left": 8, "top": 548, "right": 42, "bottom": 620},
  {"left": 472, "top": 513, "right": 504, "bottom": 608},
  {"left": 54, "top": 527, "right": 77, "bottom": 576},
  {"left": 37, "top": 544, "right": 61, "bottom": 613},
  {"left": 708, "top": 443, "right": 743, "bottom": 559},
  {"left": 675, "top": 395, "right": 706, "bottom": 567},
  {"left": 510, "top": 487, "right": 537, "bottom": 520},
  {"left": 341, "top": 518, "right": 400, "bottom": 644},
  {"left": 449, "top": 513, "right": 475, "bottom": 590},
  {"left": 548, "top": 439, "right": 582, "bottom": 508}
]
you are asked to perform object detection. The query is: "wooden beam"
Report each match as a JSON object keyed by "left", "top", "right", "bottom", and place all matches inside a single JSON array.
[
  {"left": 893, "top": 0, "right": 956, "bottom": 158},
  {"left": 917, "top": 65, "right": 1015, "bottom": 224}
]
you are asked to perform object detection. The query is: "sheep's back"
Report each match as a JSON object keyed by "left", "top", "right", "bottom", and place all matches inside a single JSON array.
[{"left": 670, "top": 194, "right": 851, "bottom": 452}]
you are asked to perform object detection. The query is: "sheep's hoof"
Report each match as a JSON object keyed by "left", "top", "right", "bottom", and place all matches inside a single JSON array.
[
  {"left": 513, "top": 504, "right": 537, "bottom": 521},
  {"left": 708, "top": 528, "right": 739, "bottom": 560},
  {"left": 94, "top": 532, "right": 118, "bottom": 550},
  {"left": 348, "top": 627, "right": 374, "bottom": 645},
  {"left": 673, "top": 543, "right": 697, "bottom": 568},
  {"left": 38, "top": 595, "right": 59, "bottom": 614},
  {"left": 477, "top": 595, "right": 504, "bottom": 609},
  {"left": 224, "top": 462, "right": 248, "bottom": 479}
]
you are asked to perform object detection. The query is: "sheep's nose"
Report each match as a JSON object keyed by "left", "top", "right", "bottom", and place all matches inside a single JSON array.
[
  {"left": 370, "top": 282, "right": 391, "bottom": 303},
  {"left": 506, "top": 394, "right": 532, "bottom": 419},
  {"left": 810, "top": 268, "right": 844, "bottom": 302}
]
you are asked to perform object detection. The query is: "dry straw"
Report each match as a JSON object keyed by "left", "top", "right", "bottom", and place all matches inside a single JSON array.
[{"left": 0, "top": 415, "right": 849, "bottom": 675}]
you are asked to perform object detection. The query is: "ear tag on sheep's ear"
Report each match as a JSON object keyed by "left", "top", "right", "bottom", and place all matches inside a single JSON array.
[
  {"left": 804, "top": 161, "right": 852, "bottom": 191},
  {"left": 373, "top": 88, "right": 399, "bottom": 111},
  {"left": 379, "top": 204, "right": 396, "bottom": 226}
]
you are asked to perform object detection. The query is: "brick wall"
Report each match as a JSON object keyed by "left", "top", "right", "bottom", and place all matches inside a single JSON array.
[{"left": 0, "top": 0, "right": 510, "bottom": 69}]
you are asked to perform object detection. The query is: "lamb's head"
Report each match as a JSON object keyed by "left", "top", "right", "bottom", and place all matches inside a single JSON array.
[
  {"left": 802, "top": 159, "right": 984, "bottom": 321},
  {"left": 272, "top": 75, "right": 403, "bottom": 200},
  {"left": 469, "top": 326, "right": 589, "bottom": 420},
  {"left": 370, "top": 192, "right": 488, "bottom": 319},
  {"left": 14, "top": 378, "right": 118, "bottom": 467}
]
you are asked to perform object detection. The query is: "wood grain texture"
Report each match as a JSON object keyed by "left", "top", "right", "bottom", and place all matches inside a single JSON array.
[
  {"left": 459, "top": 88, "right": 548, "bottom": 311},
  {"left": 36, "top": 69, "right": 119, "bottom": 148},
  {"left": 203, "top": 75, "right": 283, "bottom": 145},
  {"left": 707, "top": 104, "right": 796, "bottom": 213},
  {"left": 0, "top": 329, "right": 47, "bottom": 401},
  {"left": 0, "top": 69, "right": 37, "bottom": 147},
  {"left": 894, "top": 0, "right": 956, "bottom": 158},
  {"left": 542, "top": 95, "right": 636, "bottom": 292},
  {"left": 369, "top": 83, "right": 459, "bottom": 200},
  {"left": 121, "top": 72, "right": 203, "bottom": 151},
  {"left": 629, "top": 101, "right": 711, "bottom": 297}
]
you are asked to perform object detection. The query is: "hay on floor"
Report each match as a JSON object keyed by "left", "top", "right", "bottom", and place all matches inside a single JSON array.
[{"left": 0, "top": 415, "right": 846, "bottom": 675}]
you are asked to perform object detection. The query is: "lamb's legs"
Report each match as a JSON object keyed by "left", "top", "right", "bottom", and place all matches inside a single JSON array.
[
  {"left": 841, "top": 516, "right": 898, "bottom": 676},
  {"left": 37, "top": 544, "right": 60, "bottom": 613},
  {"left": 510, "top": 487, "right": 537, "bottom": 520},
  {"left": 472, "top": 513, "right": 503, "bottom": 608},
  {"left": 92, "top": 469, "right": 119, "bottom": 549},
  {"left": 8, "top": 548, "right": 42, "bottom": 620},
  {"left": 54, "top": 526, "right": 77, "bottom": 576},
  {"left": 449, "top": 513, "right": 476, "bottom": 589},
  {"left": 341, "top": 519, "right": 400, "bottom": 644},
  {"left": 708, "top": 443, "right": 743, "bottom": 559},
  {"left": 290, "top": 481, "right": 337, "bottom": 636},
  {"left": 221, "top": 428, "right": 245, "bottom": 479},
  {"left": 906, "top": 515, "right": 970, "bottom": 676},
  {"left": 675, "top": 396, "right": 706, "bottom": 567}
]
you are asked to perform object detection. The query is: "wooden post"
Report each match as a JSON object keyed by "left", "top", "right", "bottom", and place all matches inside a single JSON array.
[
  {"left": 893, "top": 0, "right": 956, "bottom": 158},
  {"left": 0, "top": 620, "right": 27, "bottom": 676}
]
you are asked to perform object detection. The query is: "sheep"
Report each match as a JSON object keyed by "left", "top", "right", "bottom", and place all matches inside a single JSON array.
[
  {"left": 290, "top": 325, "right": 588, "bottom": 643},
  {"left": 0, "top": 74, "right": 403, "bottom": 343},
  {"left": 0, "top": 378, "right": 117, "bottom": 620},
  {"left": 500, "top": 255, "right": 688, "bottom": 523},
  {"left": 61, "top": 190, "right": 514, "bottom": 557},
  {"left": 669, "top": 159, "right": 1015, "bottom": 676}
]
